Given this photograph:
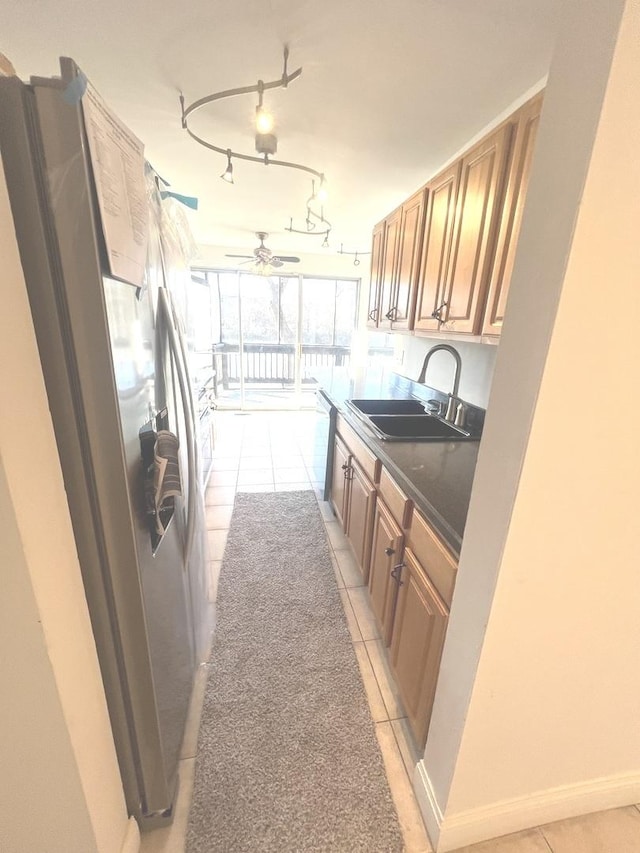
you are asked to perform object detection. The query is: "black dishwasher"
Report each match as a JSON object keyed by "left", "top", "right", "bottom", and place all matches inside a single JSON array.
[{"left": 314, "top": 389, "right": 337, "bottom": 501}]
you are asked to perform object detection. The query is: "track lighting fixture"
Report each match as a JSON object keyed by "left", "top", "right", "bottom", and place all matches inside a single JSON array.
[
  {"left": 338, "top": 243, "right": 372, "bottom": 267},
  {"left": 180, "top": 47, "right": 325, "bottom": 186},
  {"left": 180, "top": 48, "right": 355, "bottom": 256},
  {"left": 220, "top": 149, "right": 234, "bottom": 183}
]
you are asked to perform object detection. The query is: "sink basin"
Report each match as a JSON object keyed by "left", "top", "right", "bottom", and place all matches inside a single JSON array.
[
  {"left": 367, "top": 414, "right": 476, "bottom": 442},
  {"left": 344, "top": 398, "right": 479, "bottom": 441},
  {"left": 346, "top": 398, "right": 427, "bottom": 416}
]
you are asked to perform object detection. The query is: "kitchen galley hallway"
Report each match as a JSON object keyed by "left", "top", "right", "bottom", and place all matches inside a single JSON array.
[{"left": 140, "top": 409, "right": 431, "bottom": 853}]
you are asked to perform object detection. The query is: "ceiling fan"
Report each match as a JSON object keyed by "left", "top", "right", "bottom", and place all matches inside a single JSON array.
[{"left": 225, "top": 232, "right": 301, "bottom": 270}]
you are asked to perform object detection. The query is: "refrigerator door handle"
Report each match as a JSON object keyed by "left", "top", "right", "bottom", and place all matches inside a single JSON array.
[
  {"left": 157, "top": 287, "right": 197, "bottom": 566},
  {"left": 168, "top": 291, "right": 200, "bottom": 564}
]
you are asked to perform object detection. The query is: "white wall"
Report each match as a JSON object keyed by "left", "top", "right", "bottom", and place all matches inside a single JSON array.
[
  {"left": 417, "top": 0, "right": 639, "bottom": 848},
  {"left": 392, "top": 336, "right": 498, "bottom": 408},
  {"left": 0, "top": 158, "right": 136, "bottom": 852}
]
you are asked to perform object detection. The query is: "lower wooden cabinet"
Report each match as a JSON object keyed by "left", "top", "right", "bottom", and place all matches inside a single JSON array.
[
  {"left": 389, "top": 547, "right": 449, "bottom": 748},
  {"left": 330, "top": 434, "right": 350, "bottom": 529},
  {"left": 368, "top": 499, "right": 404, "bottom": 644},
  {"left": 345, "top": 458, "right": 376, "bottom": 582},
  {"left": 330, "top": 424, "right": 454, "bottom": 749}
]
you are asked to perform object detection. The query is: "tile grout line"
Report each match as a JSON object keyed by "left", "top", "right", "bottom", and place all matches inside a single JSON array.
[
  {"left": 363, "top": 637, "right": 403, "bottom": 724},
  {"left": 388, "top": 716, "right": 416, "bottom": 790},
  {"left": 537, "top": 827, "right": 555, "bottom": 853}
]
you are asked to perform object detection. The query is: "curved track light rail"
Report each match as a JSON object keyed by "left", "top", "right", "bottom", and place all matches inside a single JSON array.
[{"left": 179, "top": 47, "right": 324, "bottom": 181}]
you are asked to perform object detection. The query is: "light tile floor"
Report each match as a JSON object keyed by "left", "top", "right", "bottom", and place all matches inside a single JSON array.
[{"left": 141, "top": 412, "right": 640, "bottom": 853}]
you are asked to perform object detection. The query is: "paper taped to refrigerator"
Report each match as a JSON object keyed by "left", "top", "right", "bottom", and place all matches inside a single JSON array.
[{"left": 82, "top": 81, "right": 148, "bottom": 287}]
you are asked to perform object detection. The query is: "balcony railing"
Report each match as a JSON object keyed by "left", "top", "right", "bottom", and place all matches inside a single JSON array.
[{"left": 214, "top": 343, "right": 351, "bottom": 388}]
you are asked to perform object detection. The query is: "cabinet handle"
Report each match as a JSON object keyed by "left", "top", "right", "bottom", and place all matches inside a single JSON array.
[
  {"left": 431, "top": 301, "right": 448, "bottom": 323},
  {"left": 385, "top": 306, "right": 399, "bottom": 321},
  {"left": 368, "top": 308, "right": 379, "bottom": 322},
  {"left": 390, "top": 563, "right": 405, "bottom": 585},
  {"left": 384, "top": 547, "right": 395, "bottom": 556}
]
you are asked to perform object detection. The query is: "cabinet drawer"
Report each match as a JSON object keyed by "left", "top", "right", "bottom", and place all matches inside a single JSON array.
[
  {"left": 378, "top": 467, "right": 413, "bottom": 530},
  {"left": 407, "top": 509, "right": 458, "bottom": 607},
  {"left": 336, "top": 415, "right": 381, "bottom": 484}
]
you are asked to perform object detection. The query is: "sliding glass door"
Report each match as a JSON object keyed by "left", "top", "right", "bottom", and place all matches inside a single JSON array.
[{"left": 202, "top": 270, "right": 360, "bottom": 410}]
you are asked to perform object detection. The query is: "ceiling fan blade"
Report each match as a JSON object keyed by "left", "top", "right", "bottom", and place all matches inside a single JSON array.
[
  {"left": 270, "top": 258, "right": 284, "bottom": 268},
  {"left": 273, "top": 256, "right": 301, "bottom": 263},
  {"left": 225, "top": 254, "right": 254, "bottom": 259}
]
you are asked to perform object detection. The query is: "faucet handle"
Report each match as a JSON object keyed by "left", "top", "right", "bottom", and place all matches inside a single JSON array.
[{"left": 454, "top": 401, "right": 466, "bottom": 428}]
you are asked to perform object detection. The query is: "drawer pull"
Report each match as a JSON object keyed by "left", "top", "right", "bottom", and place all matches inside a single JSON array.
[{"left": 384, "top": 547, "right": 395, "bottom": 556}]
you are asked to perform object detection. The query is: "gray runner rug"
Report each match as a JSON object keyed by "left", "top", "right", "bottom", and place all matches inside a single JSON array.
[{"left": 186, "top": 490, "right": 404, "bottom": 853}]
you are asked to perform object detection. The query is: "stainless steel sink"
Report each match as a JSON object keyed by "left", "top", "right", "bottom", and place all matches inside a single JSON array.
[
  {"left": 345, "top": 399, "right": 478, "bottom": 442},
  {"left": 367, "top": 414, "right": 473, "bottom": 441}
]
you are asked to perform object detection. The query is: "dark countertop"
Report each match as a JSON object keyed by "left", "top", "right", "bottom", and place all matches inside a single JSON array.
[{"left": 316, "top": 368, "right": 481, "bottom": 557}]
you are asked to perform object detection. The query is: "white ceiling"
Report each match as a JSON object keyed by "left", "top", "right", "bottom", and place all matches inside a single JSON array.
[{"left": 3, "top": 0, "right": 561, "bottom": 258}]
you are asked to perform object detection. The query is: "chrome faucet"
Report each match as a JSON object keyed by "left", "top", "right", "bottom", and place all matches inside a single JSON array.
[{"left": 417, "top": 344, "right": 462, "bottom": 423}]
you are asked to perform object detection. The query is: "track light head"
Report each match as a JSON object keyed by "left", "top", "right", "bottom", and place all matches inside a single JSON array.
[{"left": 220, "top": 150, "right": 234, "bottom": 183}]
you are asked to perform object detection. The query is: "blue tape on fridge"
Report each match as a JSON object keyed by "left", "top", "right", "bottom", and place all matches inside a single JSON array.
[{"left": 62, "top": 70, "right": 88, "bottom": 105}]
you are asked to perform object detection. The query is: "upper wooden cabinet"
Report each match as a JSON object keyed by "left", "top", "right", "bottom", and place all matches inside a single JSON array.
[
  {"left": 377, "top": 206, "right": 402, "bottom": 330},
  {"left": 366, "top": 220, "right": 386, "bottom": 328},
  {"left": 414, "top": 162, "right": 461, "bottom": 332},
  {"left": 440, "top": 123, "right": 513, "bottom": 334},
  {"left": 366, "top": 92, "right": 543, "bottom": 338},
  {"left": 389, "top": 188, "right": 426, "bottom": 330},
  {"left": 366, "top": 190, "right": 426, "bottom": 331},
  {"left": 482, "top": 93, "right": 543, "bottom": 335}
]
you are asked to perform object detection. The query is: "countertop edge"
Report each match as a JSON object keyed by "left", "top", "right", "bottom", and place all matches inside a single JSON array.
[{"left": 336, "top": 406, "right": 463, "bottom": 558}]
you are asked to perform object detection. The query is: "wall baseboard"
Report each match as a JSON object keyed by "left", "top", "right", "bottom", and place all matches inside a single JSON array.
[
  {"left": 414, "top": 763, "right": 640, "bottom": 852},
  {"left": 413, "top": 761, "right": 444, "bottom": 850},
  {"left": 120, "top": 816, "right": 140, "bottom": 853}
]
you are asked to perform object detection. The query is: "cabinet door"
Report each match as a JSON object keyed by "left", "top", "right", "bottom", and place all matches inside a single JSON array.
[
  {"left": 441, "top": 123, "right": 513, "bottom": 334},
  {"left": 482, "top": 94, "right": 543, "bottom": 335},
  {"left": 366, "top": 220, "right": 385, "bottom": 328},
  {"left": 414, "top": 163, "right": 460, "bottom": 332},
  {"left": 345, "top": 458, "right": 376, "bottom": 581},
  {"left": 378, "top": 207, "right": 402, "bottom": 330},
  {"left": 330, "top": 435, "right": 350, "bottom": 530},
  {"left": 389, "top": 547, "right": 448, "bottom": 748},
  {"left": 368, "top": 500, "right": 404, "bottom": 644},
  {"left": 390, "top": 188, "right": 426, "bottom": 331}
]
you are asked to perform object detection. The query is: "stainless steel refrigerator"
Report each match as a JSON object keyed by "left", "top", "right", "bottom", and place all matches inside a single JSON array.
[{"left": 0, "top": 59, "right": 212, "bottom": 829}]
